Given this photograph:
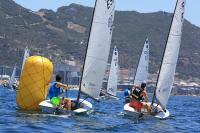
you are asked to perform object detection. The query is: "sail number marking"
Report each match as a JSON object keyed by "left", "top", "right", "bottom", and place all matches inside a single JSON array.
[
  {"left": 181, "top": 2, "right": 185, "bottom": 21},
  {"left": 144, "top": 51, "right": 149, "bottom": 61},
  {"left": 107, "top": 0, "right": 114, "bottom": 10},
  {"left": 108, "top": 14, "right": 114, "bottom": 34}
]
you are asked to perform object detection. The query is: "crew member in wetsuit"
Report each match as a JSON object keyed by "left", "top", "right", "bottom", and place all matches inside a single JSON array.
[{"left": 129, "top": 82, "right": 150, "bottom": 113}]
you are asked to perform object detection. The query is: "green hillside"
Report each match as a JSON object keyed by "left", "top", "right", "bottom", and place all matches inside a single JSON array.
[{"left": 0, "top": 0, "right": 200, "bottom": 79}]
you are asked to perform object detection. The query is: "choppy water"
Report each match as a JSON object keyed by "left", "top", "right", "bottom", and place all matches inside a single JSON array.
[{"left": 0, "top": 86, "right": 200, "bottom": 133}]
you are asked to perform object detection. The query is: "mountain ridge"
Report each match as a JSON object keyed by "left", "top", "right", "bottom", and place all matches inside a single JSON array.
[{"left": 0, "top": 0, "right": 200, "bottom": 80}]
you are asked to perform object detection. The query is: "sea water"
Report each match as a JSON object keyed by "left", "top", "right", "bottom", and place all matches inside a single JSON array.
[{"left": 0, "top": 86, "right": 199, "bottom": 133}]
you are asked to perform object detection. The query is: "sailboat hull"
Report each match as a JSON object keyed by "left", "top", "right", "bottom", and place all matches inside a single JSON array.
[
  {"left": 100, "top": 93, "right": 119, "bottom": 100},
  {"left": 123, "top": 102, "right": 170, "bottom": 119},
  {"left": 39, "top": 98, "right": 92, "bottom": 115},
  {"left": 100, "top": 95, "right": 119, "bottom": 100},
  {"left": 99, "top": 90, "right": 119, "bottom": 100}
]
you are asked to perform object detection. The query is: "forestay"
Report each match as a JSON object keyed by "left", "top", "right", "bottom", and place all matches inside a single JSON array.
[
  {"left": 81, "top": 0, "right": 116, "bottom": 99},
  {"left": 155, "top": 0, "right": 185, "bottom": 109},
  {"left": 107, "top": 46, "right": 118, "bottom": 96},
  {"left": 133, "top": 38, "right": 149, "bottom": 86}
]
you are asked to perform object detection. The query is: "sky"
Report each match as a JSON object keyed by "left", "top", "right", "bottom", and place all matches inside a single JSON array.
[{"left": 14, "top": 0, "right": 200, "bottom": 27}]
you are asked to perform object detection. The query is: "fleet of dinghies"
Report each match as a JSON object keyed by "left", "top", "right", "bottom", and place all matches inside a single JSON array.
[
  {"left": 12, "top": 0, "right": 186, "bottom": 120},
  {"left": 124, "top": 0, "right": 185, "bottom": 119}
]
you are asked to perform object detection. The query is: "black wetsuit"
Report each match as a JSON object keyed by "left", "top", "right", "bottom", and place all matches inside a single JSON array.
[{"left": 131, "top": 87, "right": 144, "bottom": 101}]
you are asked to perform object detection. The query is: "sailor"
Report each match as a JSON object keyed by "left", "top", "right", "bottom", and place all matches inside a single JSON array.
[
  {"left": 99, "top": 91, "right": 106, "bottom": 97},
  {"left": 124, "top": 87, "right": 131, "bottom": 103},
  {"left": 99, "top": 88, "right": 107, "bottom": 97},
  {"left": 129, "top": 82, "right": 150, "bottom": 113},
  {"left": 48, "top": 74, "right": 73, "bottom": 110}
]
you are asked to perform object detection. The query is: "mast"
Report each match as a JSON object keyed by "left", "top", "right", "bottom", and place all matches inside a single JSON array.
[
  {"left": 152, "top": 0, "right": 185, "bottom": 109},
  {"left": 76, "top": 0, "right": 98, "bottom": 105}
]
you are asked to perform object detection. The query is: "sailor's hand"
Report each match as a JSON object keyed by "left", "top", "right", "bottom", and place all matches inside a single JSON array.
[
  {"left": 61, "top": 89, "right": 66, "bottom": 93},
  {"left": 69, "top": 85, "right": 78, "bottom": 88},
  {"left": 150, "top": 104, "right": 155, "bottom": 111}
]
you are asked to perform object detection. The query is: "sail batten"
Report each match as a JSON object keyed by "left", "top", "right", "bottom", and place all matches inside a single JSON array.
[
  {"left": 80, "top": 0, "right": 116, "bottom": 99},
  {"left": 86, "top": 56, "right": 108, "bottom": 62},
  {"left": 155, "top": 0, "right": 186, "bottom": 109},
  {"left": 107, "top": 46, "right": 118, "bottom": 96}
]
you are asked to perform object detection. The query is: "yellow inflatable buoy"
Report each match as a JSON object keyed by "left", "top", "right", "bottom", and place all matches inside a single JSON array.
[{"left": 16, "top": 56, "right": 53, "bottom": 110}]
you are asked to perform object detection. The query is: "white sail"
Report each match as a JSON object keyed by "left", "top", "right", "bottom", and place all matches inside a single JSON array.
[
  {"left": 107, "top": 46, "right": 118, "bottom": 96},
  {"left": 81, "top": 0, "right": 116, "bottom": 99},
  {"left": 155, "top": 0, "right": 185, "bottom": 109},
  {"left": 134, "top": 38, "right": 149, "bottom": 86},
  {"left": 8, "top": 65, "right": 17, "bottom": 88},
  {"left": 21, "top": 46, "right": 30, "bottom": 75}
]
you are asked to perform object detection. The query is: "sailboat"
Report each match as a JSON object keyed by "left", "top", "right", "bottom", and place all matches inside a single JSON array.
[
  {"left": 101, "top": 46, "right": 119, "bottom": 99},
  {"left": 21, "top": 46, "right": 30, "bottom": 75},
  {"left": 124, "top": 38, "right": 149, "bottom": 103},
  {"left": 124, "top": 0, "right": 185, "bottom": 119},
  {"left": 8, "top": 64, "right": 17, "bottom": 89},
  {"left": 39, "top": 0, "right": 116, "bottom": 114},
  {"left": 2, "top": 47, "right": 30, "bottom": 89},
  {"left": 6, "top": 47, "right": 30, "bottom": 89},
  {"left": 134, "top": 38, "right": 149, "bottom": 86}
]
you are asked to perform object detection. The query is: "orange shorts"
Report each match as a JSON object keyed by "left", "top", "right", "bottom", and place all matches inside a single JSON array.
[{"left": 129, "top": 101, "right": 143, "bottom": 110}]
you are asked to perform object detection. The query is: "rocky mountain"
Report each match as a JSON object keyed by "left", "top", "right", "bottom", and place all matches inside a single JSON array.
[{"left": 0, "top": 0, "right": 200, "bottom": 80}]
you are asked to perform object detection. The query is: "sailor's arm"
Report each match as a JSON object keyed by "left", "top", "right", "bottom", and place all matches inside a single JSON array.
[
  {"left": 141, "top": 90, "right": 149, "bottom": 102},
  {"left": 55, "top": 83, "right": 69, "bottom": 90},
  {"left": 56, "top": 83, "right": 78, "bottom": 90}
]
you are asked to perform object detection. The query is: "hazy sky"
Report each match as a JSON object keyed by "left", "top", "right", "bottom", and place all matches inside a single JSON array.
[{"left": 14, "top": 0, "right": 200, "bottom": 27}]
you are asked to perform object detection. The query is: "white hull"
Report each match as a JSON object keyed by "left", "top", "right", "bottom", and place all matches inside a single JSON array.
[
  {"left": 123, "top": 102, "right": 170, "bottom": 119},
  {"left": 100, "top": 91, "right": 119, "bottom": 100},
  {"left": 0, "top": 82, "right": 17, "bottom": 90},
  {"left": 100, "top": 94, "right": 119, "bottom": 100},
  {"left": 39, "top": 98, "right": 92, "bottom": 115}
]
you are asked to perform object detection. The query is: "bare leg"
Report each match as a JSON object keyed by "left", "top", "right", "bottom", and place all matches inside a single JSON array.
[
  {"left": 144, "top": 104, "right": 150, "bottom": 113},
  {"left": 67, "top": 100, "right": 71, "bottom": 111}
]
